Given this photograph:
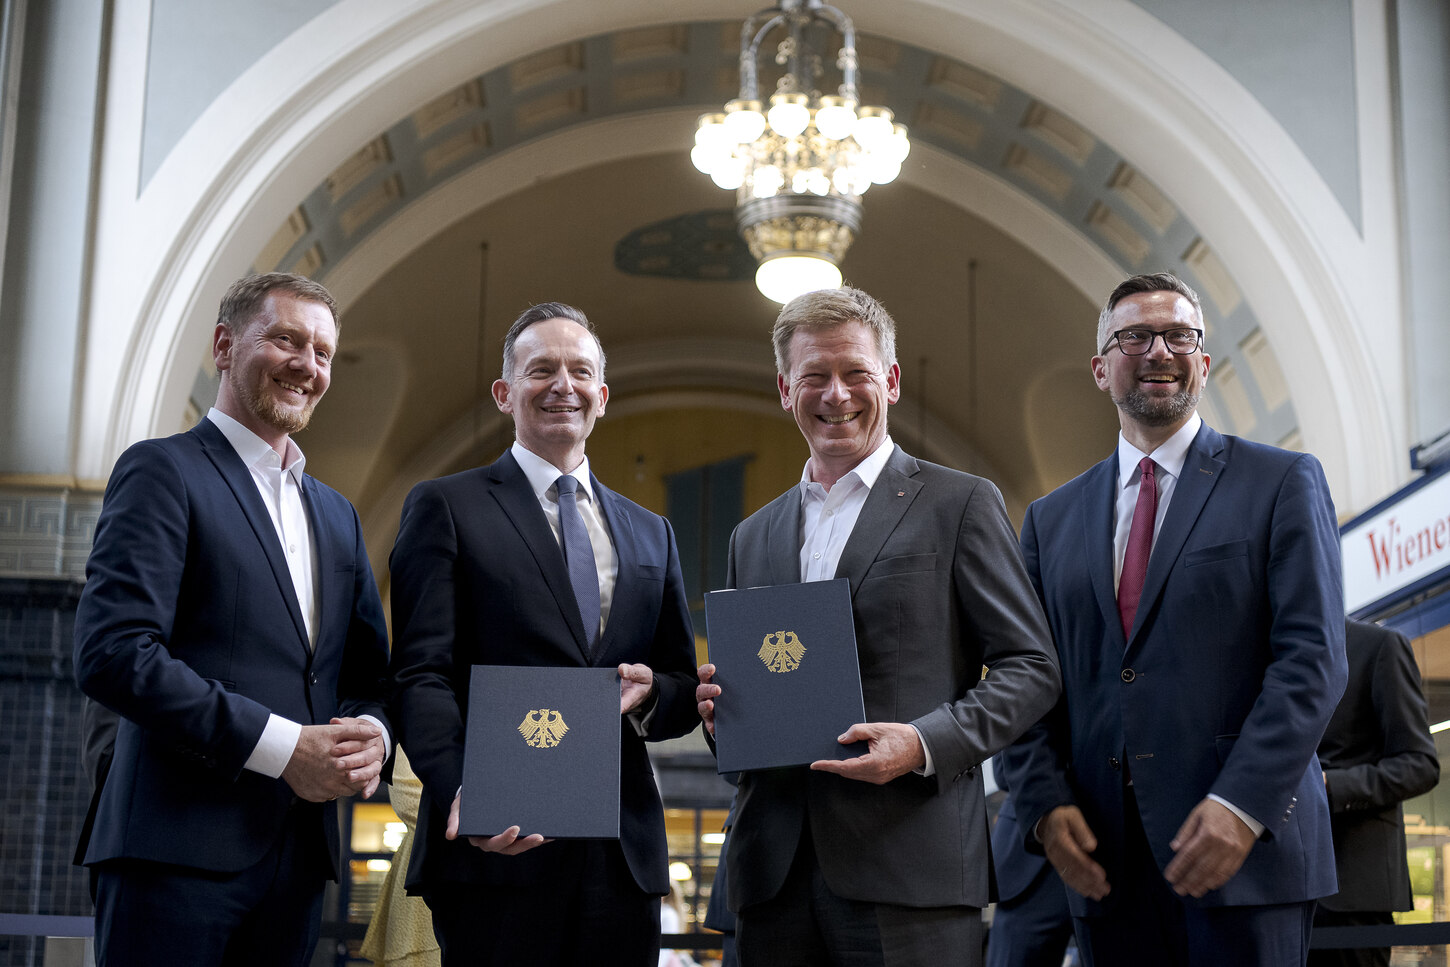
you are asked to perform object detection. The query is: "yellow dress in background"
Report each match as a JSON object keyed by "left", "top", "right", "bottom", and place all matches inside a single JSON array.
[{"left": 360, "top": 746, "right": 441, "bottom": 967}]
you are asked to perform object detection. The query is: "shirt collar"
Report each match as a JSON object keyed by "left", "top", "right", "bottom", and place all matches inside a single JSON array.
[
  {"left": 799, "top": 435, "right": 896, "bottom": 495},
  {"left": 1116, "top": 413, "right": 1201, "bottom": 489},
  {"left": 208, "top": 408, "right": 306, "bottom": 481},
  {"left": 511, "top": 441, "right": 595, "bottom": 502}
]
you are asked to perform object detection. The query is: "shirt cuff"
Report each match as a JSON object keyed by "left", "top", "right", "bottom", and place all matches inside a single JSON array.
[
  {"left": 244, "top": 714, "right": 302, "bottom": 778},
  {"left": 909, "top": 724, "right": 936, "bottom": 777},
  {"left": 357, "top": 714, "right": 391, "bottom": 763},
  {"left": 626, "top": 688, "right": 659, "bottom": 738},
  {"left": 1207, "top": 793, "right": 1266, "bottom": 838}
]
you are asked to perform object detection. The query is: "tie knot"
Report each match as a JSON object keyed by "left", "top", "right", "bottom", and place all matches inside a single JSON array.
[
  {"left": 1138, "top": 457, "right": 1156, "bottom": 481},
  {"left": 555, "top": 474, "right": 580, "bottom": 498}
]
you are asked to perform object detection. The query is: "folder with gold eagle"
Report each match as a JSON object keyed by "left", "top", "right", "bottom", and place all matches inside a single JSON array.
[
  {"left": 458, "top": 665, "right": 621, "bottom": 839},
  {"left": 705, "top": 578, "right": 867, "bottom": 773}
]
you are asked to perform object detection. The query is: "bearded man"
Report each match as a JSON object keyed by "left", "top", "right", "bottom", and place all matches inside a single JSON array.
[
  {"left": 74, "top": 273, "right": 392, "bottom": 967},
  {"left": 1000, "top": 272, "right": 1346, "bottom": 966}
]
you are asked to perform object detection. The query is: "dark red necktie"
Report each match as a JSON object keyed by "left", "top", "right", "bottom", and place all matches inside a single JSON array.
[{"left": 1118, "top": 457, "right": 1158, "bottom": 638}]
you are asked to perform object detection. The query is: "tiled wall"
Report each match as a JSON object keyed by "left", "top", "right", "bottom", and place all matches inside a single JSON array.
[
  {"left": 0, "top": 577, "right": 91, "bottom": 967},
  {"left": 0, "top": 486, "right": 101, "bottom": 965}
]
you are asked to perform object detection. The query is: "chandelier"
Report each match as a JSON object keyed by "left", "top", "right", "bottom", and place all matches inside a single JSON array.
[{"left": 691, "top": 0, "right": 910, "bottom": 303}]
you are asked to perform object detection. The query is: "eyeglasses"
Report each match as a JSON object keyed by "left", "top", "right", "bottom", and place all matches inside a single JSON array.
[{"left": 1101, "top": 328, "right": 1203, "bottom": 356}]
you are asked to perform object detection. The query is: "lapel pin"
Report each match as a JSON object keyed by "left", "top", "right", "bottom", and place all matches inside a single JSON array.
[
  {"left": 897, "top": 491, "right": 906, "bottom": 497},
  {"left": 1199, "top": 468, "right": 1214, "bottom": 475}
]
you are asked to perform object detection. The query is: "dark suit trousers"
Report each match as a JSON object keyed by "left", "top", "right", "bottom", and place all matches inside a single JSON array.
[
  {"left": 986, "top": 868, "right": 1074, "bottom": 967},
  {"left": 423, "top": 840, "right": 658, "bottom": 967},
  {"left": 1074, "top": 788, "right": 1315, "bottom": 967},
  {"left": 93, "top": 802, "right": 328, "bottom": 967},
  {"left": 736, "top": 825, "right": 984, "bottom": 967}
]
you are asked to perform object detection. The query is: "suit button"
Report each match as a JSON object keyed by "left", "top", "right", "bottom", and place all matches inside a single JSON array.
[
  {"left": 309, "top": 674, "right": 318, "bottom": 687},
  {"left": 1121, "top": 668, "right": 1135, "bottom": 683},
  {"left": 1109, "top": 756, "right": 1120, "bottom": 771}
]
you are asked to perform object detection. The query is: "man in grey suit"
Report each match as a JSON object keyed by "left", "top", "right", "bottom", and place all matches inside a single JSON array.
[{"left": 696, "top": 286, "right": 1061, "bottom": 967}]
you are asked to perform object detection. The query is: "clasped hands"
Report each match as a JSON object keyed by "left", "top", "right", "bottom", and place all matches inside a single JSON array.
[
  {"left": 281, "top": 716, "right": 386, "bottom": 803},
  {"left": 444, "top": 662, "right": 657, "bottom": 856},
  {"left": 1039, "top": 798, "right": 1256, "bottom": 901},
  {"left": 695, "top": 663, "right": 924, "bottom": 785}
]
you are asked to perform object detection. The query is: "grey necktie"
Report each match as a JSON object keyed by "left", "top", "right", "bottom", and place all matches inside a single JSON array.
[{"left": 554, "top": 474, "right": 601, "bottom": 653}]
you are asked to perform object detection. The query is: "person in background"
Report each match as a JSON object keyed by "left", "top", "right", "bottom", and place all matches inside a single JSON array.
[
  {"left": 1309, "top": 618, "right": 1440, "bottom": 967},
  {"left": 360, "top": 746, "right": 441, "bottom": 967},
  {"left": 986, "top": 752, "right": 1075, "bottom": 967}
]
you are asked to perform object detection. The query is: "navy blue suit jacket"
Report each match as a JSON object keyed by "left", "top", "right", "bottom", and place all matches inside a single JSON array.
[
  {"left": 388, "top": 450, "right": 698, "bottom": 895},
  {"left": 1003, "top": 423, "right": 1346, "bottom": 913},
  {"left": 73, "top": 418, "right": 391, "bottom": 876}
]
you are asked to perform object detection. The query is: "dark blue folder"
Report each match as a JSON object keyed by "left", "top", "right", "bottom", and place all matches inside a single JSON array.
[
  {"left": 459, "top": 665, "right": 621, "bottom": 839},
  {"left": 705, "top": 578, "right": 867, "bottom": 773}
]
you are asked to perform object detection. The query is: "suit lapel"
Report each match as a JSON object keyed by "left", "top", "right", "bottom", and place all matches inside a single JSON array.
[
  {"left": 834, "top": 447, "right": 922, "bottom": 597},
  {"left": 1128, "top": 424, "right": 1226, "bottom": 646},
  {"left": 765, "top": 490, "right": 804, "bottom": 588},
  {"left": 488, "top": 452, "right": 592, "bottom": 662},
  {"left": 1081, "top": 456, "right": 1123, "bottom": 646},
  {"left": 592, "top": 478, "right": 635, "bottom": 664},
  {"left": 194, "top": 420, "right": 310, "bottom": 654}
]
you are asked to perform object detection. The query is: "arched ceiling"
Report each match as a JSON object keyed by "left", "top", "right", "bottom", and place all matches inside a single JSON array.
[{"left": 176, "top": 18, "right": 1304, "bottom": 558}]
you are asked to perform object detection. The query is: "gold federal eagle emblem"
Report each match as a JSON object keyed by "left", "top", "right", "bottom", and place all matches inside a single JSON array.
[
  {"left": 758, "top": 630, "right": 806, "bottom": 673},
  {"left": 518, "top": 709, "right": 569, "bottom": 749}
]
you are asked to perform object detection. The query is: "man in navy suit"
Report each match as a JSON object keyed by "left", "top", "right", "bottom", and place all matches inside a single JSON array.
[
  {"left": 388, "top": 303, "right": 699, "bottom": 966},
  {"left": 1001, "top": 272, "right": 1346, "bottom": 965},
  {"left": 74, "top": 273, "right": 392, "bottom": 966}
]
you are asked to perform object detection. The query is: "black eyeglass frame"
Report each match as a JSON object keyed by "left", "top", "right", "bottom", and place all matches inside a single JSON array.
[{"left": 1100, "top": 327, "right": 1205, "bottom": 356}]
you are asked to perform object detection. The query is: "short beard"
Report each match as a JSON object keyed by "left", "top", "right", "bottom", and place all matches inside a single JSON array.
[
  {"left": 1112, "top": 387, "right": 1200, "bottom": 427},
  {"left": 236, "top": 379, "right": 316, "bottom": 435}
]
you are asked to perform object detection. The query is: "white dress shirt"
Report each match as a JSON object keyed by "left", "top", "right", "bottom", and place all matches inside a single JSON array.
[
  {"left": 510, "top": 442, "right": 618, "bottom": 639},
  {"left": 510, "top": 443, "right": 661, "bottom": 737},
  {"left": 207, "top": 409, "right": 388, "bottom": 778},
  {"left": 1111, "top": 413, "right": 1263, "bottom": 838},
  {"left": 795, "top": 437, "right": 939, "bottom": 774}
]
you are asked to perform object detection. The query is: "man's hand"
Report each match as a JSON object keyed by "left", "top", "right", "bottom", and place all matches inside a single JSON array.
[
  {"left": 327, "top": 716, "right": 387, "bottom": 798},
  {"left": 281, "top": 719, "right": 383, "bottom": 802},
  {"left": 619, "top": 663, "right": 654, "bottom": 715},
  {"left": 1164, "top": 798, "right": 1255, "bottom": 898},
  {"left": 445, "top": 792, "right": 548, "bottom": 855},
  {"left": 1040, "top": 805, "right": 1110, "bottom": 900},
  {"left": 809, "top": 723, "right": 924, "bottom": 784},
  {"left": 696, "top": 664, "right": 720, "bottom": 737}
]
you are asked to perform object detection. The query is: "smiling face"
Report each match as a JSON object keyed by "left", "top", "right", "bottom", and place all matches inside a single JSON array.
[
  {"left": 1092, "top": 290, "right": 1210, "bottom": 451},
  {"left": 213, "top": 291, "right": 336, "bottom": 452},
  {"left": 492, "top": 316, "right": 608, "bottom": 472},
  {"left": 778, "top": 319, "right": 901, "bottom": 487}
]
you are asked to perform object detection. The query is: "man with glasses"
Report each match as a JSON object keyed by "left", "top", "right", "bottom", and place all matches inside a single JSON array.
[{"left": 1000, "top": 273, "right": 1346, "bottom": 965}]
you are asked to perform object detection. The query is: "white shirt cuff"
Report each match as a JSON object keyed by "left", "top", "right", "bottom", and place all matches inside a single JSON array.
[
  {"left": 357, "top": 714, "right": 391, "bottom": 763},
  {"left": 1207, "top": 793, "right": 1265, "bottom": 838},
  {"left": 909, "top": 724, "right": 936, "bottom": 777},
  {"left": 244, "top": 713, "right": 302, "bottom": 778}
]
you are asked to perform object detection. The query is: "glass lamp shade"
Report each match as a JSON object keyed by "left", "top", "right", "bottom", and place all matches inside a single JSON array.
[
  {"left": 853, "top": 106, "right": 895, "bottom": 151},
  {"left": 723, "top": 99, "right": 766, "bottom": 142},
  {"left": 767, "top": 93, "right": 811, "bottom": 138},
  {"left": 710, "top": 155, "right": 748, "bottom": 190},
  {"left": 755, "top": 254, "right": 843, "bottom": 304},
  {"left": 815, "top": 96, "right": 858, "bottom": 140}
]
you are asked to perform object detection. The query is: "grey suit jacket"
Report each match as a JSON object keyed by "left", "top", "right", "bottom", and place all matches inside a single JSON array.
[{"left": 724, "top": 445, "right": 1060, "bottom": 911}]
